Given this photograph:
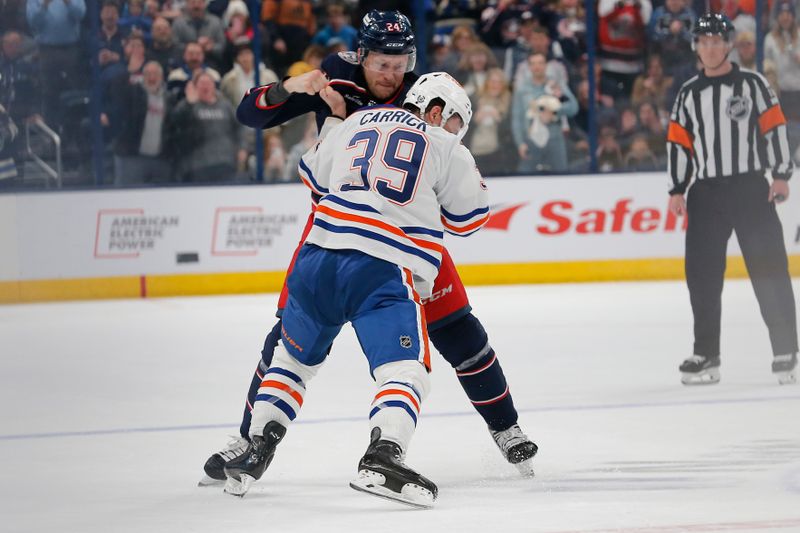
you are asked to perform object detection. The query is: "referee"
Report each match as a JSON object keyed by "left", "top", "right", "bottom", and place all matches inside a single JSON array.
[{"left": 667, "top": 13, "right": 798, "bottom": 386}]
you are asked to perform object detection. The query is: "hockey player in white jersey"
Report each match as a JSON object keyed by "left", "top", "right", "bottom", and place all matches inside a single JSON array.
[{"left": 223, "top": 73, "right": 488, "bottom": 508}]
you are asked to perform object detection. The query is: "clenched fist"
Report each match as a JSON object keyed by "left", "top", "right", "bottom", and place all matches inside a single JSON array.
[
  {"left": 283, "top": 70, "right": 328, "bottom": 96},
  {"left": 320, "top": 85, "right": 346, "bottom": 119}
]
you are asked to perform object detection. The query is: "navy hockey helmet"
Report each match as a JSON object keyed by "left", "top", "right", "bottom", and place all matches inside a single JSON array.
[
  {"left": 358, "top": 10, "right": 416, "bottom": 72},
  {"left": 691, "top": 13, "right": 735, "bottom": 49}
]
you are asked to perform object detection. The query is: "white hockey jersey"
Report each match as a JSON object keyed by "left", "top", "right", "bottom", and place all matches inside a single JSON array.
[{"left": 298, "top": 105, "right": 489, "bottom": 288}]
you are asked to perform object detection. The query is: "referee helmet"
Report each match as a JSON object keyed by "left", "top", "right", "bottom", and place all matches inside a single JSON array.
[{"left": 691, "top": 13, "right": 735, "bottom": 50}]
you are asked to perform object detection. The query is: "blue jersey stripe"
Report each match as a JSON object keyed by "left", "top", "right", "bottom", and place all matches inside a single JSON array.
[
  {"left": 385, "top": 380, "right": 422, "bottom": 401},
  {"left": 369, "top": 401, "right": 418, "bottom": 425},
  {"left": 400, "top": 226, "right": 444, "bottom": 238},
  {"left": 441, "top": 205, "right": 489, "bottom": 223},
  {"left": 445, "top": 226, "right": 483, "bottom": 237},
  {"left": 313, "top": 218, "right": 440, "bottom": 269},
  {"left": 265, "top": 367, "right": 305, "bottom": 388},
  {"left": 321, "top": 194, "right": 380, "bottom": 214},
  {"left": 254, "top": 394, "right": 298, "bottom": 421},
  {"left": 298, "top": 158, "right": 329, "bottom": 194}
]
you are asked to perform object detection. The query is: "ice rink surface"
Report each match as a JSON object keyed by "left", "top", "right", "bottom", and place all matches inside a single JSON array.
[{"left": 1, "top": 280, "right": 799, "bottom": 533}]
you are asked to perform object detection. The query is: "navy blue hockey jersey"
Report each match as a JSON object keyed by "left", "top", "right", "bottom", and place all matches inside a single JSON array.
[{"left": 236, "top": 51, "right": 419, "bottom": 132}]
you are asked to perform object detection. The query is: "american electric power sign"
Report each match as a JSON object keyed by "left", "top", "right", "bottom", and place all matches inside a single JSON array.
[{"left": 4, "top": 172, "right": 800, "bottom": 282}]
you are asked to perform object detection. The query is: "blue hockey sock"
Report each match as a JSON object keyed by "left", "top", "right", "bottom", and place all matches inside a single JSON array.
[
  {"left": 239, "top": 319, "right": 282, "bottom": 438},
  {"left": 429, "top": 313, "right": 519, "bottom": 432},
  {"left": 455, "top": 349, "right": 518, "bottom": 431}
]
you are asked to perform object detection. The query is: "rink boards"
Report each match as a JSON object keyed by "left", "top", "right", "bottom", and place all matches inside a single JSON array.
[{"left": 2, "top": 171, "right": 800, "bottom": 303}]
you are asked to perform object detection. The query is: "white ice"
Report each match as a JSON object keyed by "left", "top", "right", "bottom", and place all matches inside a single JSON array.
[{"left": 1, "top": 280, "right": 799, "bottom": 533}]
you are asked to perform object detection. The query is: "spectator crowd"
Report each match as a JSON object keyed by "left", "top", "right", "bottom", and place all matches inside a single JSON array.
[{"left": 1, "top": 0, "right": 799, "bottom": 187}]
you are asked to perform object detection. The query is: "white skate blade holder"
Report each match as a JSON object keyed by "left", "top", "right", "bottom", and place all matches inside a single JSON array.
[
  {"left": 197, "top": 475, "right": 225, "bottom": 488},
  {"left": 224, "top": 474, "right": 256, "bottom": 497},
  {"left": 514, "top": 458, "right": 535, "bottom": 477},
  {"left": 776, "top": 369, "right": 796, "bottom": 385},
  {"left": 349, "top": 470, "right": 435, "bottom": 509},
  {"left": 681, "top": 367, "right": 720, "bottom": 386}
]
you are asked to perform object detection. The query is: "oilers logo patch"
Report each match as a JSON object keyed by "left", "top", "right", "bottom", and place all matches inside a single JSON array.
[
  {"left": 399, "top": 335, "right": 413, "bottom": 348},
  {"left": 726, "top": 96, "right": 750, "bottom": 121}
]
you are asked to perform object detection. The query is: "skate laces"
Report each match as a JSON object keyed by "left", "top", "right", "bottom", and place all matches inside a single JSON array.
[
  {"left": 218, "top": 436, "right": 250, "bottom": 460},
  {"left": 491, "top": 424, "right": 530, "bottom": 452}
]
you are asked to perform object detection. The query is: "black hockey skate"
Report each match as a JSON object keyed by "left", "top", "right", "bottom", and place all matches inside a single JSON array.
[
  {"left": 772, "top": 353, "right": 797, "bottom": 385},
  {"left": 680, "top": 355, "right": 721, "bottom": 385},
  {"left": 198, "top": 436, "right": 250, "bottom": 486},
  {"left": 223, "top": 421, "right": 286, "bottom": 497},
  {"left": 490, "top": 424, "right": 538, "bottom": 476},
  {"left": 349, "top": 428, "right": 438, "bottom": 509}
]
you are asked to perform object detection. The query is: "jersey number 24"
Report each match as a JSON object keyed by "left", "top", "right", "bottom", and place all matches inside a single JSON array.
[{"left": 342, "top": 128, "right": 428, "bottom": 205}]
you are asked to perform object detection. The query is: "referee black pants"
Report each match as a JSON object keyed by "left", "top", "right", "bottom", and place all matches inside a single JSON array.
[{"left": 685, "top": 174, "right": 798, "bottom": 357}]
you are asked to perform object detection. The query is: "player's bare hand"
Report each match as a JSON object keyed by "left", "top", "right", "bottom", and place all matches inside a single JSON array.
[
  {"left": 518, "top": 143, "right": 529, "bottom": 159},
  {"left": 668, "top": 194, "right": 686, "bottom": 216},
  {"left": 769, "top": 179, "right": 789, "bottom": 203},
  {"left": 283, "top": 70, "right": 328, "bottom": 96},
  {"left": 320, "top": 85, "right": 346, "bottom": 118}
]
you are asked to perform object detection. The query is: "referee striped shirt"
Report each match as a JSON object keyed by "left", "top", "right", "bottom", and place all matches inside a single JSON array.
[{"left": 667, "top": 62, "right": 793, "bottom": 194}]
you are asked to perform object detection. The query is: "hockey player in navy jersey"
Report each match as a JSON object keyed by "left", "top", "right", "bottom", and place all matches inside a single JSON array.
[
  {"left": 224, "top": 73, "right": 488, "bottom": 507},
  {"left": 201, "top": 10, "right": 537, "bottom": 486}
]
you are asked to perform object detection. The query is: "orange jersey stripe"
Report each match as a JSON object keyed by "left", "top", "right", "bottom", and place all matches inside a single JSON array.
[
  {"left": 316, "top": 205, "right": 444, "bottom": 254},
  {"left": 419, "top": 304, "right": 431, "bottom": 371},
  {"left": 259, "top": 379, "right": 304, "bottom": 407},
  {"left": 404, "top": 268, "right": 431, "bottom": 371},
  {"left": 759, "top": 104, "right": 787, "bottom": 135},
  {"left": 440, "top": 213, "right": 490, "bottom": 234},
  {"left": 667, "top": 121, "right": 694, "bottom": 154},
  {"left": 374, "top": 388, "right": 420, "bottom": 412}
]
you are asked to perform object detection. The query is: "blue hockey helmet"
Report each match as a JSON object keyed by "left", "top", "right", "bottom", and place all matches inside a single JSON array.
[{"left": 358, "top": 10, "right": 416, "bottom": 72}]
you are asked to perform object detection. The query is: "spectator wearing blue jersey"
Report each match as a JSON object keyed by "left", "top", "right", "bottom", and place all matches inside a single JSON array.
[
  {"left": 311, "top": 4, "right": 358, "bottom": 51},
  {"left": 648, "top": 0, "right": 695, "bottom": 75},
  {"left": 166, "top": 41, "right": 220, "bottom": 99},
  {"left": 26, "top": 0, "right": 85, "bottom": 125},
  {"left": 119, "top": 0, "right": 153, "bottom": 41},
  {"left": 94, "top": 0, "right": 127, "bottom": 75}
]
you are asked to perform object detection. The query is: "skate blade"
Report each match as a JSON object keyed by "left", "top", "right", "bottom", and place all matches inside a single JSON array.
[
  {"left": 776, "top": 370, "right": 796, "bottom": 385},
  {"left": 223, "top": 474, "right": 255, "bottom": 497},
  {"left": 681, "top": 368, "right": 720, "bottom": 386},
  {"left": 514, "top": 458, "right": 535, "bottom": 477},
  {"left": 197, "top": 474, "right": 225, "bottom": 487},
  {"left": 349, "top": 471, "right": 435, "bottom": 509}
]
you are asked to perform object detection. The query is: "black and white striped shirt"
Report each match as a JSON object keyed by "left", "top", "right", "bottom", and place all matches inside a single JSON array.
[{"left": 667, "top": 63, "right": 793, "bottom": 194}]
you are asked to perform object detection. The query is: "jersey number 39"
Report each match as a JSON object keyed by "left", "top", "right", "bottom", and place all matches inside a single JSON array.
[{"left": 343, "top": 128, "right": 428, "bottom": 205}]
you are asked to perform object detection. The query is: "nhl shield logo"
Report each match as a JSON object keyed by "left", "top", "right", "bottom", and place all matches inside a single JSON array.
[
  {"left": 726, "top": 96, "right": 750, "bottom": 121},
  {"left": 399, "top": 335, "right": 412, "bottom": 348}
]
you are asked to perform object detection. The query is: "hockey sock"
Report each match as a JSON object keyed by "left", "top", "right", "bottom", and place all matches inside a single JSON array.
[
  {"left": 370, "top": 361, "right": 430, "bottom": 452},
  {"left": 239, "top": 319, "right": 283, "bottom": 438},
  {"left": 430, "top": 313, "right": 519, "bottom": 432},
  {"left": 249, "top": 341, "right": 320, "bottom": 439},
  {"left": 456, "top": 349, "right": 518, "bottom": 431}
]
